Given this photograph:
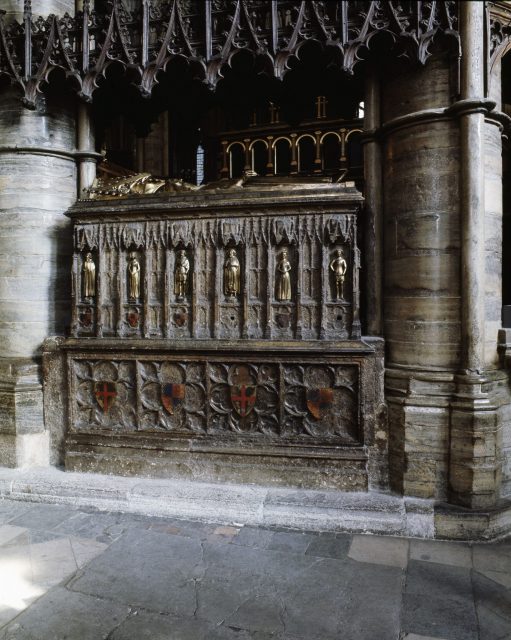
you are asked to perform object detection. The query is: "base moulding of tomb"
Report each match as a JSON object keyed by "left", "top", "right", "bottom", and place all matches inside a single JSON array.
[{"left": 0, "top": 465, "right": 509, "bottom": 541}]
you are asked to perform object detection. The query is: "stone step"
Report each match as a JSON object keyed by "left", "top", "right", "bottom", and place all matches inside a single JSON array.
[{"left": 0, "top": 466, "right": 435, "bottom": 537}]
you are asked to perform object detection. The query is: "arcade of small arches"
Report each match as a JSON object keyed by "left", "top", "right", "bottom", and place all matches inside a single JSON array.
[{"left": 222, "top": 126, "right": 363, "bottom": 181}]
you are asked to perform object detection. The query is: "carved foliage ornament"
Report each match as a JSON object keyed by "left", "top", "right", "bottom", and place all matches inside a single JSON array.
[
  {"left": 73, "top": 358, "right": 360, "bottom": 444},
  {"left": 0, "top": 2, "right": 460, "bottom": 108}
]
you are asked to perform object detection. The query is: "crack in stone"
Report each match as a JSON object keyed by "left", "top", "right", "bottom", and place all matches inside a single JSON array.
[
  {"left": 104, "top": 606, "right": 134, "bottom": 640},
  {"left": 220, "top": 594, "right": 254, "bottom": 627},
  {"left": 276, "top": 592, "right": 288, "bottom": 634},
  {"left": 192, "top": 578, "right": 200, "bottom": 618},
  {"left": 191, "top": 540, "right": 207, "bottom": 618}
]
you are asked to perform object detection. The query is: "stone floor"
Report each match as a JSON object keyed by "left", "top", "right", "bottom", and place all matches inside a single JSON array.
[{"left": 0, "top": 499, "right": 509, "bottom": 640}]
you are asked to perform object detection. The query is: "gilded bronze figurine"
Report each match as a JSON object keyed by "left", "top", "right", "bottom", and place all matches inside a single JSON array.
[
  {"left": 224, "top": 248, "right": 241, "bottom": 297},
  {"left": 276, "top": 249, "right": 292, "bottom": 301},
  {"left": 82, "top": 252, "right": 96, "bottom": 298},
  {"left": 128, "top": 253, "right": 141, "bottom": 300},
  {"left": 330, "top": 249, "right": 347, "bottom": 300},
  {"left": 174, "top": 250, "right": 190, "bottom": 299}
]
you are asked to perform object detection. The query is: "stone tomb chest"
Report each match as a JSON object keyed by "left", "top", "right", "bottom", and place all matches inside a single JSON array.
[{"left": 61, "top": 177, "right": 386, "bottom": 491}]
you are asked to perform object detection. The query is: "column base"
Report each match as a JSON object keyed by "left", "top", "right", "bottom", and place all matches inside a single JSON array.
[
  {"left": 386, "top": 367, "right": 455, "bottom": 500},
  {"left": 0, "top": 357, "right": 49, "bottom": 468},
  {"left": 449, "top": 371, "right": 509, "bottom": 509},
  {"left": 387, "top": 366, "right": 511, "bottom": 508}
]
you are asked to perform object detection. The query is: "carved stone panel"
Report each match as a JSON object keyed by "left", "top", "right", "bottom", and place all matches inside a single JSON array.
[
  {"left": 169, "top": 304, "right": 192, "bottom": 338},
  {"left": 69, "top": 354, "right": 363, "bottom": 446},
  {"left": 282, "top": 364, "right": 359, "bottom": 442},
  {"left": 72, "top": 359, "right": 137, "bottom": 431},
  {"left": 209, "top": 363, "right": 280, "bottom": 435},
  {"left": 139, "top": 361, "right": 207, "bottom": 433},
  {"left": 71, "top": 210, "right": 360, "bottom": 342}
]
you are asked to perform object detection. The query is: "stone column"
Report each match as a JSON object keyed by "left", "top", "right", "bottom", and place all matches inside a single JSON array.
[
  {"left": 448, "top": 2, "right": 506, "bottom": 509},
  {"left": 77, "top": 103, "right": 97, "bottom": 195},
  {"left": 459, "top": 5, "right": 486, "bottom": 374},
  {"left": 0, "top": 1, "right": 77, "bottom": 469},
  {"left": 363, "top": 69, "right": 383, "bottom": 336},
  {"left": 381, "top": 52, "right": 461, "bottom": 501},
  {"left": 0, "top": 0, "right": 77, "bottom": 466},
  {"left": 489, "top": 54, "right": 511, "bottom": 500}
]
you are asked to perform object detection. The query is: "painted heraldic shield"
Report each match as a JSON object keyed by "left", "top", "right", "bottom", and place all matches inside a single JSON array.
[
  {"left": 306, "top": 388, "right": 334, "bottom": 420},
  {"left": 162, "top": 383, "right": 185, "bottom": 415},
  {"left": 127, "top": 310, "right": 139, "bottom": 327},
  {"left": 94, "top": 382, "right": 117, "bottom": 413},
  {"left": 231, "top": 384, "right": 257, "bottom": 417}
]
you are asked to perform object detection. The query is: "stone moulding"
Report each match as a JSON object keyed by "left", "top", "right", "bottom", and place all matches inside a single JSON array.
[{"left": 0, "top": 1, "right": 461, "bottom": 108}]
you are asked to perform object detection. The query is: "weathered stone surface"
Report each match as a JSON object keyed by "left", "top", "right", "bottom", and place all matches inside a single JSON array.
[
  {"left": 409, "top": 539, "right": 472, "bottom": 568},
  {"left": 0, "top": 87, "right": 76, "bottom": 467},
  {"left": 484, "top": 121, "right": 504, "bottom": 370},
  {"left": 0, "top": 587, "right": 129, "bottom": 640},
  {"left": 0, "top": 466, "right": 425, "bottom": 536},
  {"left": 382, "top": 54, "right": 453, "bottom": 121},
  {"left": 1, "top": 498, "right": 509, "bottom": 639},
  {"left": 402, "top": 560, "right": 478, "bottom": 640}
]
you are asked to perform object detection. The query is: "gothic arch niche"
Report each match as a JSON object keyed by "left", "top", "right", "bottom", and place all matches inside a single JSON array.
[
  {"left": 274, "top": 138, "right": 292, "bottom": 175},
  {"left": 297, "top": 135, "right": 316, "bottom": 174},
  {"left": 321, "top": 132, "right": 341, "bottom": 173},
  {"left": 228, "top": 142, "right": 245, "bottom": 178},
  {"left": 250, "top": 139, "right": 268, "bottom": 175}
]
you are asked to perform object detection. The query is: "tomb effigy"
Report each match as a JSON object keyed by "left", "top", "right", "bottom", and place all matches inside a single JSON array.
[{"left": 60, "top": 176, "right": 386, "bottom": 490}]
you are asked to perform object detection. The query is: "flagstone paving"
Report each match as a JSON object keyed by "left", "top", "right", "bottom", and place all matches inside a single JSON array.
[{"left": 0, "top": 499, "right": 509, "bottom": 640}]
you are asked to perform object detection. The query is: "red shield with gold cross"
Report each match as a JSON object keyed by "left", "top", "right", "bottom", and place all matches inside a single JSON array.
[
  {"left": 162, "top": 383, "right": 185, "bottom": 415},
  {"left": 306, "top": 388, "right": 334, "bottom": 420},
  {"left": 230, "top": 384, "right": 257, "bottom": 417},
  {"left": 94, "top": 382, "right": 117, "bottom": 413}
]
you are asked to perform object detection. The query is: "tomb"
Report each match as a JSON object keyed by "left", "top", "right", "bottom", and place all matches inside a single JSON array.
[{"left": 60, "top": 176, "right": 386, "bottom": 490}]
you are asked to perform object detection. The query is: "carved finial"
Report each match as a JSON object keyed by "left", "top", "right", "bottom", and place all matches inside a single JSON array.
[{"left": 23, "top": 0, "right": 32, "bottom": 18}]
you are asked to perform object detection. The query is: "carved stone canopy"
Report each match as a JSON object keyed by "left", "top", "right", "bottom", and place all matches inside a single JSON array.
[{"left": 0, "top": 1, "right": 461, "bottom": 109}]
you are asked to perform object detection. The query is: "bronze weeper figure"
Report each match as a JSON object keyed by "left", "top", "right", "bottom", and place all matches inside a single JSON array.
[
  {"left": 174, "top": 250, "right": 190, "bottom": 299},
  {"left": 224, "top": 249, "right": 241, "bottom": 297},
  {"left": 82, "top": 253, "right": 96, "bottom": 299},
  {"left": 330, "top": 249, "right": 348, "bottom": 300}
]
